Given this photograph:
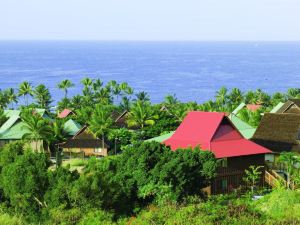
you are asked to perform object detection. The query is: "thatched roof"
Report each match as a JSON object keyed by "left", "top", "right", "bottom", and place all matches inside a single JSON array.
[
  {"left": 251, "top": 113, "right": 300, "bottom": 153},
  {"left": 276, "top": 99, "right": 300, "bottom": 114},
  {"left": 59, "top": 126, "right": 109, "bottom": 148}
]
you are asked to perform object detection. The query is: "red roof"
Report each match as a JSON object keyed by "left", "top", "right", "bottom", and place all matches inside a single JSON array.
[
  {"left": 246, "top": 104, "right": 262, "bottom": 112},
  {"left": 58, "top": 109, "right": 73, "bottom": 118},
  {"left": 164, "top": 111, "right": 271, "bottom": 158}
]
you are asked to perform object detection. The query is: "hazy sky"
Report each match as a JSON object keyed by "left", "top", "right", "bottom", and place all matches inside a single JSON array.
[{"left": 0, "top": 0, "right": 299, "bottom": 41}]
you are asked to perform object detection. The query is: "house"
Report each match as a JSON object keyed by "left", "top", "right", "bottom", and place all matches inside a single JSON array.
[
  {"left": 0, "top": 109, "right": 51, "bottom": 150},
  {"left": 163, "top": 111, "right": 272, "bottom": 194},
  {"left": 0, "top": 115, "right": 45, "bottom": 151},
  {"left": 252, "top": 113, "right": 300, "bottom": 154},
  {"left": 59, "top": 126, "right": 108, "bottom": 158},
  {"left": 271, "top": 99, "right": 300, "bottom": 114},
  {"left": 58, "top": 109, "right": 75, "bottom": 119}
]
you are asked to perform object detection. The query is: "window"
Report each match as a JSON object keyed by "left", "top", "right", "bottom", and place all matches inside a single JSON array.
[
  {"left": 221, "top": 179, "right": 228, "bottom": 190},
  {"left": 265, "top": 154, "right": 274, "bottom": 163},
  {"left": 94, "top": 148, "right": 102, "bottom": 153},
  {"left": 221, "top": 158, "right": 228, "bottom": 167}
]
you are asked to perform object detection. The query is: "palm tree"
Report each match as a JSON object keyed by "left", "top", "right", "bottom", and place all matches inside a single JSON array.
[
  {"left": 89, "top": 105, "right": 113, "bottom": 149},
  {"left": 81, "top": 77, "right": 93, "bottom": 88},
  {"left": 127, "top": 100, "right": 158, "bottom": 129},
  {"left": 33, "top": 84, "right": 52, "bottom": 109},
  {"left": 18, "top": 81, "right": 33, "bottom": 106},
  {"left": 22, "top": 115, "right": 52, "bottom": 152},
  {"left": 164, "top": 94, "right": 179, "bottom": 106},
  {"left": 57, "top": 79, "right": 74, "bottom": 98},
  {"left": 228, "top": 88, "right": 243, "bottom": 106},
  {"left": 5, "top": 88, "right": 18, "bottom": 109},
  {"left": 287, "top": 88, "right": 300, "bottom": 99},
  {"left": 215, "top": 87, "right": 228, "bottom": 106},
  {"left": 120, "top": 96, "right": 130, "bottom": 111},
  {"left": 135, "top": 91, "right": 150, "bottom": 102},
  {"left": 92, "top": 78, "right": 103, "bottom": 91}
]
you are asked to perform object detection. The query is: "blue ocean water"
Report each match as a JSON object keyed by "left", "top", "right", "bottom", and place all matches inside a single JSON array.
[{"left": 0, "top": 41, "right": 300, "bottom": 104}]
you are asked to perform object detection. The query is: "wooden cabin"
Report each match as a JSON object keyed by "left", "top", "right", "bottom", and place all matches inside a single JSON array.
[
  {"left": 252, "top": 113, "right": 300, "bottom": 154},
  {"left": 59, "top": 126, "right": 108, "bottom": 158},
  {"left": 163, "top": 111, "right": 272, "bottom": 194}
]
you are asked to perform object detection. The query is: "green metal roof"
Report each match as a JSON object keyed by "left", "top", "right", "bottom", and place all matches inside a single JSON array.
[
  {"left": 63, "top": 119, "right": 82, "bottom": 136},
  {"left": 4, "top": 110, "right": 21, "bottom": 117},
  {"left": 145, "top": 131, "right": 175, "bottom": 143},
  {"left": 0, "top": 115, "right": 20, "bottom": 135},
  {"left": 270, "top": 102, "right": 285, "bottom": 113},
  {"left": 0, "top": 121, "right": 29, "bottom": 140},
  {"left": 228, "top": 114, "right": 256, "bottom": 139},
  {"left": 232, "top": 102, "right": 246, "bottom": 115}
]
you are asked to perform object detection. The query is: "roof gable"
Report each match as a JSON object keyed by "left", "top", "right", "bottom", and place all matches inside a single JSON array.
[
  {"left": 164, "top": 111, "right": 271, "bottom": 158},
  {"left": 63, "top": 119, "right": 82, "bottom": 136},
  {"left": 58, "top": 109, "right": 73, "bottom": 118},
  {"left": 164, "top": 112, "right": 225, "bottom": 149},
  {"left": 0, "top": 115, "right": 20, "bottom": 135},
  {"left": 252, "top": 113, "right": 300, "bottom": 144}
]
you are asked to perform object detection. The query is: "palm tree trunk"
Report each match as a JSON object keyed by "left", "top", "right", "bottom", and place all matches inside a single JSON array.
[{"left": 102, "top": 135, "right": 105, "bottom": 149}]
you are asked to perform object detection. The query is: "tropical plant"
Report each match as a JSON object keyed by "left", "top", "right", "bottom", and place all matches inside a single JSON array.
[
  {"left": 243, "top": 165, "right": 264, "bottom": 193},
  {"left": 57, "top": 79, "right": 74, "bottom": 98},
  {"left": 89, "top": 105, "right": 114, "bottom": 149},
  {"left": 33, "top": 84, "right": 52, "bottom": 109},
  {"left": 127, "top": 100, "right": 158, "bottom": 129},
  {"left": 4, "top": 88, "right": 18, "bottom": 109},
  {"left": 278, "top": 152, "right": 300, "bottom": 189},
  {"left": 18, "top": 81, "right": 33, "bottom": 106},
  {"left": 21, "top": 115, "right": 52, "bottom": 152}
]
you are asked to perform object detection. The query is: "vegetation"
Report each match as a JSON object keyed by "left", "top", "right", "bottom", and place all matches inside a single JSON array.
[{"left": 0, "top": 79, "right": 300, "bottom": 224}]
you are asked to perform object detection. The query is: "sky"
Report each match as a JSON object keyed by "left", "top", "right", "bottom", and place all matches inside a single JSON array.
[{"left": 0, "top": 0, "right": 299, "bottom": 41}]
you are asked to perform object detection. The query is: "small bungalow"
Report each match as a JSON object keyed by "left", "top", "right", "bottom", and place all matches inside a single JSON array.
[
  {"left": 271, "top": 99, "right": 300, "bottom": 114},
  {"left": 58, "top": 109, "right": 75, "bottom": 119},
  {"left": 0, "top": 109, "right": 50, "bottom": 150},
  {"left": 252, "top": 113, "right": 300, "bottom": 154},
  {"left": 59, "top": 126, "right": 108, "bottom": 158},
  {"left": 163, "top": 111, "right": 272, "bottom": 194}
]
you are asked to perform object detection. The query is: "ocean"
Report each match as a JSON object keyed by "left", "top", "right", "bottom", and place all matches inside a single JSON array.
[{"left": 0, "top": 41, "right": 300, "bottom": 104}]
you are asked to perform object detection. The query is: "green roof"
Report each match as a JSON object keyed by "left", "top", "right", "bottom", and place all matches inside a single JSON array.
[
  {"left": 0, "top": 115, "right": 20, "bottom": 135},
  {"left": 228, "top": 114, "right": 256, "bottom": 139},
  {"left": 270, "top": 102, "right": 285, "bottom": 113},
  {"left": 4, "top": 110, "right": 20, "bottom": 117},
  {"left": 232, "top": 102, "right": 246, "bottom": 115},
  {"left": 0, "top": 121, "right": 29, "bottom": 140},
  {"left": 145, "top": 131, "right": 175, "bottom": 143},
  {"left": 63, "top": 119, "right": 82, "bottom": 136}
]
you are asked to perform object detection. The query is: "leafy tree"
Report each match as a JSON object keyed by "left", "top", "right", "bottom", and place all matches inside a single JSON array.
[
  {"left": 0, "top": 152, "right": 50, "bottom": 220},
  {"left": 57, "top": 79, "right": 74, "bottom": 99}
]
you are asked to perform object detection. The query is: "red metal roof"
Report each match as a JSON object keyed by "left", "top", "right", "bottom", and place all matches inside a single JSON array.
[
  {"left": 58, "top": 109, "right": 73, "bottom": 118},
  {"left": 164, "top": 111, "right": 271, "bottom": 158},
  {"left": 246, "top": 104, "right": 262, "bottom": 112}
]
